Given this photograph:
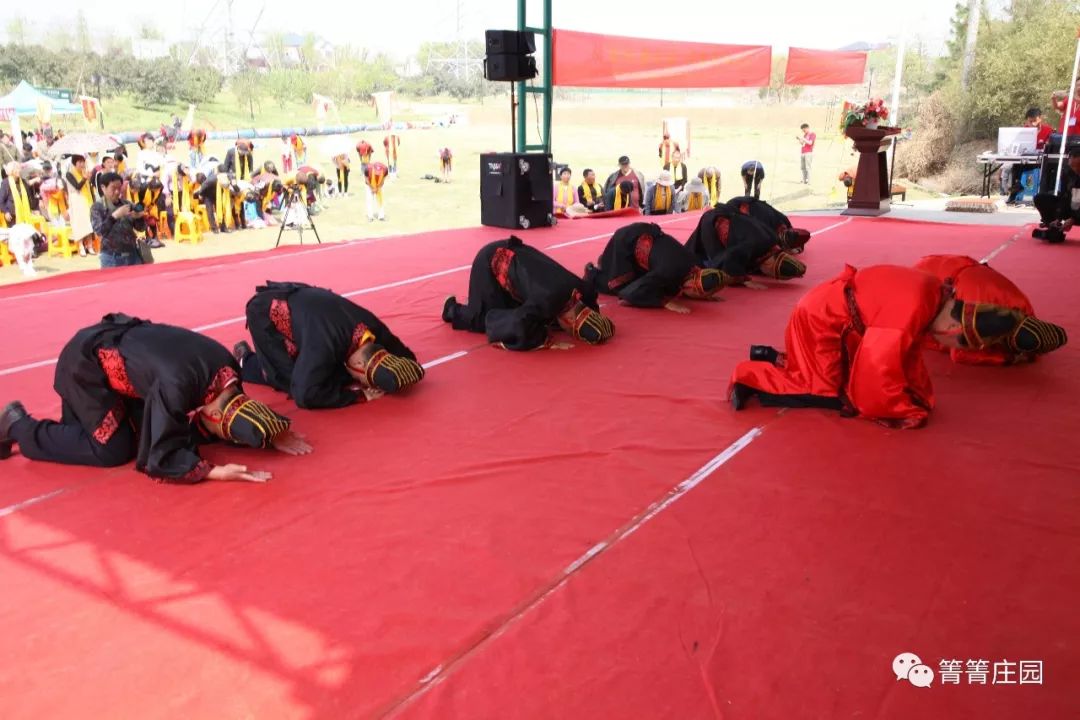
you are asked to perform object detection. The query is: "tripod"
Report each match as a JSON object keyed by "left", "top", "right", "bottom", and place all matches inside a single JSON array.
[{"left": 275, "top": 185, "right": 322, "bottom": 248}]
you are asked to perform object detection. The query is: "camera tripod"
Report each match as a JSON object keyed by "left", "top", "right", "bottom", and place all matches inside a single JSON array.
[{"left": 275, "top": 185, "right": 322, "bottom": 248}]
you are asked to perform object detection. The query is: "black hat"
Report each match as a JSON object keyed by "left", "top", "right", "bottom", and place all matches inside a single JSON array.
[
  {"left": 569, "top": 302, "right": 615, "bottom": 344},
  {"left": 961, "top": 302, "right": 1067, "bottom": 354},
  {"left": 682, "top": 267, "right": 726, "bottom": 299},
  {"left": 618, "top": 155, "right": 630, "bottom": 165},
  {"left": 761, "top": 252, "right": 806, "bottom": 280},
  {"left": 365, "top": 346, "right": 425, "bottom": 393},
  {"left": 219, "top": 393, "right": 291, "bottom": 448}
]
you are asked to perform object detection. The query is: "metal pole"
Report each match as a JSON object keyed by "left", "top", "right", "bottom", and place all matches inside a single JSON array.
[
  {"left": 515, "top": 0, "right": 527, "bottom": 153},
  {"left": 541, "top": 0, "right": 552, "bottom": 154},
  {"left": 889, "top": 21, "right": 907, "bottom": 129},
  {"left": 888, "top": 21, "right": 907, "bottom": 199},
  {"left": 1055, "top": 30, "right": 1080, "bottom": 193}
]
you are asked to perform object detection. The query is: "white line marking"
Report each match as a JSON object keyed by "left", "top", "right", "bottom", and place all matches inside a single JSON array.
[
  {"left": 543, "top": 217, "right": 685, "bottom": 249},
  {"left": 809, "top": 217, "right": 853, "bottom": 236},
  {"left": 0, "top": 359, "right": 60, "bottom": 377},
  {"left": 0, "top": 489, "right": 66, "bottom": 519},
  {"left": 421, "top": 351, "right": 469, "bottom": 369},
  {"left": 0, "top": 237, "right": 365, "bottom": 305},
  {"left": 0, "top": 282, "right": 109, "bottom": 302},
  {"left": 980, "top": 226, "right": 1027, "bottom": 264},
  {"left": 343, "top": 266, "right": 472, "bottom": 298},
  {"left": 385, "top": 425, "right": 765, "bottom": 715}
]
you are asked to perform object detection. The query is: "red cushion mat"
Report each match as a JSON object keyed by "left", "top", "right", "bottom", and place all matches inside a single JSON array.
[{"left": 1, "top": 216, "right": 1075, "bottom": 719}]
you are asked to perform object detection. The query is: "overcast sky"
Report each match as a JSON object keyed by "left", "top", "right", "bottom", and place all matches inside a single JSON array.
[{"left": 9, "top": 0, "right": 970, "bottom": 57}]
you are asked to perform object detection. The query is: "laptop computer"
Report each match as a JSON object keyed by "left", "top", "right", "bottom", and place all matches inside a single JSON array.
[{"left": 997, "top": 127, "right": 1038, "bottom": 155}]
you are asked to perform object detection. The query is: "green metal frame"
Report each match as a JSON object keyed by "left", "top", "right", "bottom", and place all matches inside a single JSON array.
[{"left": 516, "top": 0, "right": 552, "bottom": 154}]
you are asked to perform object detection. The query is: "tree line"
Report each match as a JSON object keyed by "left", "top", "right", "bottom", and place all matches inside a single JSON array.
[{"left": 0, "top": 36, "right": 494, "bottom": 113}]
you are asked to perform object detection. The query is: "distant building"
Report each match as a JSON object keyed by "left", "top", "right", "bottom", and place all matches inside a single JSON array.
[
  {"left": 245, "top": 33, "right": 334, "bottom": 70},
  {"left": 132, "top": 38, "right": 170, "bottom": 60}
]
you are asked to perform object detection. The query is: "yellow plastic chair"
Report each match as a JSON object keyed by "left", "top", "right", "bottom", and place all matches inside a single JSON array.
[
  {"left": 47, "top": 224, "right": 78, "bottom": 258},
  {"left": 157, "top": 210, "right": 172, "bottom": 239},
  {"left": 29, "top": 213, "right": 48, "bottom": 235},
  {"left": 174, "top": 211, "right": 202, "bottom": 244}
]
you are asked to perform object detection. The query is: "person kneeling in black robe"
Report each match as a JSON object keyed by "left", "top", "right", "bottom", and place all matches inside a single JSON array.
[
  {"left": 584, "top": 222, "right": 728, "bottom": 314},
  {"left": 685, "top": 202, "right": 807, "bottom": 289},
  {"left": 442, "top": 236, "right": 615, "bottom": 350},
  {"left": 0, "top": 314, "right": 310, "bottom": 483},
  {"left": 234, "top": 281, "right": 424, "bottom": 409},
  {"left": 726, "top": 195, "right": 811, "bottom": 254}
]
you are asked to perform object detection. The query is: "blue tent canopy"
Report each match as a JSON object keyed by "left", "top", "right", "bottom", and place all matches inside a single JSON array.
[{"left": 0, "top": 81, "right": 83, "bottom": 117}]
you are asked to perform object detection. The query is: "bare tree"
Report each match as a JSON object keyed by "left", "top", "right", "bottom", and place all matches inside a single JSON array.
[{"left": 6, "top": 15, "right": 29, "bottom": 45}]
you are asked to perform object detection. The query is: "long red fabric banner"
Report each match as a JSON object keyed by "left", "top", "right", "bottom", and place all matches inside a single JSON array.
[
  {"left": 784, "top": 47, "right": 868, "bottom": 85},
  {"left": 552, "top": 29, "right": 771, "bottom": 89}
]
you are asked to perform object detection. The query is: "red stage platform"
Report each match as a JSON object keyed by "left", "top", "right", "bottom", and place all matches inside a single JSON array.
[{"left": 0, "top": 213, "right": 1077, "bottom": 720}]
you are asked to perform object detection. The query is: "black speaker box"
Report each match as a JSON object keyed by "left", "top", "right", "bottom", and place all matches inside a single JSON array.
[
  {"left": 485, "top": 30, "right": 536, "bottom": 55},
  {"left": 480, "top": 153, "right": 554, "bottom": 230},
  {"left": 484, "top": 54, "right": 538, "bottom": 82}
]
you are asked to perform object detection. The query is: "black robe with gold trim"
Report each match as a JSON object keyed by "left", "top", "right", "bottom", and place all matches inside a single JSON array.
[
  {"left": 53, "top": 314, "right": 238, "bottom": 482},
  {"left": 447, "top": 237, "right": 598, "bottom": 350},
  {"left": 586, "top": 222, "right": 694, "bottom": 307},
  {"left": 245, "top": 281, "right": 416, "bottom": 409}
]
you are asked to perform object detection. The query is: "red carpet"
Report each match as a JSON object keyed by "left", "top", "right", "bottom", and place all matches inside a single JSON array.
[{"left": 0, "top": 213, "right": 1076, "bottom": 720}]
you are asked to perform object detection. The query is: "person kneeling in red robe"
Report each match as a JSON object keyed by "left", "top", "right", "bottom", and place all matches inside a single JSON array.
[
  {"left": 914, "top": 254, "right": 1067, "bottom": 365},
  {"left": 728, "top": 264, "right": 1065, "bottom": 429}
]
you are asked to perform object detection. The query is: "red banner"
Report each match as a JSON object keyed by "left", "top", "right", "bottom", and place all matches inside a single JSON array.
[
  {"left": 552, "top": 29, "right": 771, "bottom": 89},
  {"left": 784, "top": 47, "right": 868, "bottom": 86}
]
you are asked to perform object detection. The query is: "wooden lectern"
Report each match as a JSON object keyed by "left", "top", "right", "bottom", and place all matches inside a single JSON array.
[{"left": 843, "top": 126, "right": 901, "bottom": 216}]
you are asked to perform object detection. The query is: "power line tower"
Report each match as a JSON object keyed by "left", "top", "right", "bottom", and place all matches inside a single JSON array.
[
  {"left": 186, "top": 0, "right": 265, "bottom": 75},
  {"left": 424, "top": 0, "right": 483, "bottom": 81}
]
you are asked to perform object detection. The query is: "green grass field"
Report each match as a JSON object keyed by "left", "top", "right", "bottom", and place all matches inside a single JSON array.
[{"left": 2, "top": 93, "right": 935, "bottom": 285}]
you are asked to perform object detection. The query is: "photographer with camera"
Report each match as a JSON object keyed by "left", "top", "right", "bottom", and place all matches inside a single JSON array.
[
  {"left": 90, "top": 172, "right": 146, "bottom": 268},
  {"left": 1033, "top": 147, "right": 1080, "bottom": 244}
]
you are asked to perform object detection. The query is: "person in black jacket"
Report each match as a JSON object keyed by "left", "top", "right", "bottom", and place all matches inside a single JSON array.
[
  {"left": 685, "top": 202, "right": 806, "bottom": 287},
  {"left": 1033, "top": 147, "right": 1080, "bottom": 243},
  {"left": 0, "top": 314, "right": 310, "bottom": 483},
  {"left": 584, "top": 222, "right": 726, "bottom": 313},
  {"left": 443, "top": 237, "right": 615, "bottom": 350},
  {"left": 726, "top": 195, "right": 811, "bottom": 253},
  {"left": 223, "top": 140, "right": 255, "bottom": 181},
  {"left": 235, "top": 282, "right": 424, "bottom": 409}
]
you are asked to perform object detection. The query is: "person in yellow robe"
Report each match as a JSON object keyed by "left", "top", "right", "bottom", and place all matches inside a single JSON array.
[
  {"left": 577, "top": 168, "right": 606, "bottom": 212},
  {"left": 553, "top": 166, "right": 578, "bottom": 213},
  {"left": 663, "top": 149, "right": 689, "bottom": 192},
  {"left": 697, "top": 167, "right": 721, "bottom": 205},
  {"left": 63, "top": 156, "right": 96, "bottom": 255},
  {"left": 383, "top": 134, "right": 401, "bottom": 174},
  {"left": 0, "top": 162, "right": 34, "bottom": 229}
]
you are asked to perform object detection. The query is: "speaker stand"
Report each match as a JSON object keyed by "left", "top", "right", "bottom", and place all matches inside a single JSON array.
[{"left": 510, "top": 83, "right": 517, "bottom": 153}]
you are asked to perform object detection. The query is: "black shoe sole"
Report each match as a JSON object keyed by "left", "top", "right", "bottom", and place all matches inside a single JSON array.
[{"left": 730, "top": 383, "right": 756, "bottom": 411}]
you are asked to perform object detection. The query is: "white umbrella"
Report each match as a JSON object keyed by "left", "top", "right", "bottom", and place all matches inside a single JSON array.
[{"left": 46, "top": 132, "right": 122, "bottom": 158}]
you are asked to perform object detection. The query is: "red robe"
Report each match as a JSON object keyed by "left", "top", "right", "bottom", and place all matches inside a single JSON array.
[
  {"left": 914, "top": 254, "right": 1035, "bottom": 365},
  {"left": 731, "top": 265, "right": 946, "bottom": 429}
]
